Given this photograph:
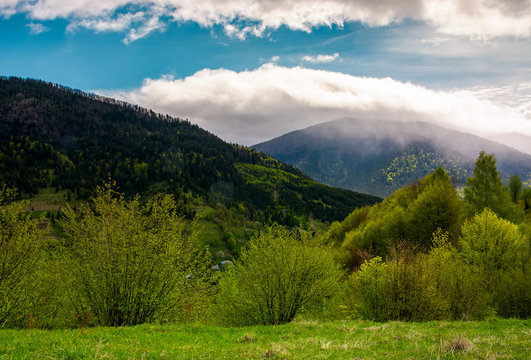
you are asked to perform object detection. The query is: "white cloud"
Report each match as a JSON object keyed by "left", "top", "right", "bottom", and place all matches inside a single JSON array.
[
  {"left": 99, "top": 64, "right": 531, "bottom": 146},
  {"left": 123, "top": 7, "right": 167, "bottom": 44},
  {"left": 270, "top": 56, "right": 280, "bottom": 63},
  {"left": 424, "top": 0, "right": 531, "bottom": 39},
  {"left": 4, "top": 1, "right": 531, "bottom": 42},
  {"left": 302, "top": 53, "right": 340, "bottom": 64},
  {"left": 65, "top": 7, "right": 166, "bottom": 44},
  {"left": 27, "top": 22, "right": 50, "bottom": 35},
  {"left": 67, "top": 13, "right": 142, "bottom": 33},
  {"left": 0, "top": 0, "right": 19, "bottom": 17},
  {"left": 467, "top": 82, "right": 531, "bottom": 121}
]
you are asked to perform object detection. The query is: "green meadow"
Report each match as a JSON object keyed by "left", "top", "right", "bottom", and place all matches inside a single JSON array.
[{"left": 1, "top": 319, "right": 529, "bottom": 359}]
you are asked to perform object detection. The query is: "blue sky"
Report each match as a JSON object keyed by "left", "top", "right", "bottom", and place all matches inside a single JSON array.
[{"left": 1, "top": 1, "right": 531, "bottom": 146}]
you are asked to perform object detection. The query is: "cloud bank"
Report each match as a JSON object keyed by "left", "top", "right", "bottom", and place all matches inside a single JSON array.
[
  {"left": 3, "top": 1, "right": 531, "bottom": 42},
  {"left": 100, "top": 64, "right": 531, "bottom": 146}
]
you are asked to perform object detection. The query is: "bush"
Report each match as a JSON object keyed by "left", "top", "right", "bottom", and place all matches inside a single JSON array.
[
  {"left": 493, "top": 222, "right": 531, "bottom": 318},
  {"left": 459, "top": 209, "right": 527, "bottom": 284},
  {"left": 349, "top": 230, "right": 494, "bottom": 322},
  {"left": 0, "top": 187, "right": 45, "bottom": 327},
  {"left": 58, "top": 184, "right": 213, "bottom": 326},
  {"left": 384, "top": 245, "right": 448, "bottom": 321},
  {"left": 347, "top": 257, "right": 389, "bottom": 321},
  {"left": 496, "top": 267, "right": 531, "bottom": 318},
  {"left": 349, "top": 245, "right": 448, "bottom": 322},
  {"left": 426, "top": 230, "right": 491, "bottom": 320},
  {"left": 454, "top": 210, "right": 529, "bottom": 317},
  {"left": 214, "top": 225, "right": 344, "bottom": 326}
]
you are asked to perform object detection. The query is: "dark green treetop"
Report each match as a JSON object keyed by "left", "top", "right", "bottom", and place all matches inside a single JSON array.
[
  {"left": 464, "top": 151, "right": 523, "bottom": 223},
  {"left": 509, "top": 174, "right": 523, "bottom": 203}
]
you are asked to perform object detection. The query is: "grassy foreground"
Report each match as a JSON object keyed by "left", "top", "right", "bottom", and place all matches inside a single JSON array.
[{"left": 0, "top": 319, "right": 529, "bottom": 359}]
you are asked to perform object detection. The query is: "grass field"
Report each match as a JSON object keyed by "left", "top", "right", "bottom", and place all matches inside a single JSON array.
[
  {"left": 1, "top": 319, "right": 529, "bottom": 359},
  {"left": 27, "top": 187, "right": 69, "bottom": 212}
]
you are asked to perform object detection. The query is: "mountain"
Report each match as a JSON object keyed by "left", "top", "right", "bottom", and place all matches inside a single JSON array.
[
  {"left": 0, "top": 77, "right": 380, "bottom": 224},
  {"left": 253, "top": 118, "right": 531, "bottom": 197}
]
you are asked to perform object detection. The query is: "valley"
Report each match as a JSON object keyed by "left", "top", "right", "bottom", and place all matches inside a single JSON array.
[
  {"left": 1, "top": 78, "right": 530, "bottom": 359},
  {"left": 2, "top": 2, "right": 531, "bottom": 358}
]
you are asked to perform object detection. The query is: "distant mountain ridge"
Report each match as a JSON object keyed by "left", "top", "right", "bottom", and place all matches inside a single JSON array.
[
  {"left": 0, "top": 77, "right": 380, "bottom": 223},
  {"left": 253, "top": 118, "right": 531, "bottom": 197}
]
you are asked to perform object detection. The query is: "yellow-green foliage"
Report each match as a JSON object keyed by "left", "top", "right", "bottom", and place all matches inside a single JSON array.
[
  {"left": 58, "top": 183, "right": 214, "bottom": 326},
  {"left": 384, "top": 150, "right": 467, "bottom": 185},
  {"left": 348, "top": 245, "right": 450, "bottom": 322},
  {"left": 327, "top": 167, "right": 463, "bottom": 267},
  {"left": 238, "top": 163, "right": 304, "bottom": 186},
  {"left": 348, "top": 214, "right": 530, "bottom": 321},
  {"left": 215, "top": 225, "right": 344, "bottom": 326},
  {"left": 349, "top": 241, "right": 483, "bottom": 321},
  {"left": 0, "top": 187, "right": 45, "bottom": 327},
  {"left": 329, "top": 161, "right": 530, "bottom": 322},
  {"left": 460, "top": 209, "right": 527, "bottom": 274},
  {"left": 425, "top": 230, "right": 491, "bottom": 320},
  {"left": 347, "top": 257, "right": 389, "bottom": 321},
  {"left": 459, "top": 209, "right": 530, "bottom": 318}
]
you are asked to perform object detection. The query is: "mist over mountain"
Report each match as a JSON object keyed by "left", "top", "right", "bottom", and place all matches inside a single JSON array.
[
  {"left": 486, "top": 132, "right": 531, "bottom": 156},
  {"left": 0, "top": 77, "right": 380, "bottom": 223},
  {"left": 253, "top": 118, "right": 531, "bottom": 197}
]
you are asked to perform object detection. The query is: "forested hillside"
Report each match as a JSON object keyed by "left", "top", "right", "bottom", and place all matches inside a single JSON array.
[
  {"left": 0, "top": 77, "right": 379, "bottom": 224},
  {"left": 254, "top": 118, "right": 531, "bottom": 197}
]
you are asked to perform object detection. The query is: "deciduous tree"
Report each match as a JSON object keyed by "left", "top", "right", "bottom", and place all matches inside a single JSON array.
[
  {"left": 509, "top": 174, "right": 523, "bottom": 203},
  {"left": 464, "top": 151, "right": 522, "bottom": 222}
]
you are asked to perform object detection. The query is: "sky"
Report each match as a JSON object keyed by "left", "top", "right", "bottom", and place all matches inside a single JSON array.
[{"left": 1, "top": 0, "right": 531, "bottom": 146}]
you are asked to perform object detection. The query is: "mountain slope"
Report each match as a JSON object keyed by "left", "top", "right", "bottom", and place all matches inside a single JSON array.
[
  {"left": 0, "top": 77, "right": 380, "bottom": 223},
  {"left": 253, "top": 118, "right": 531, "bottom": 197}
]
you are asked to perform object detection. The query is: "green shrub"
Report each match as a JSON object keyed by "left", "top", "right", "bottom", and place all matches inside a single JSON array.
[
  {"left": 352, "top": 244, "right": 449, "bottom": 322},
  {"left": 459, "top": 209, "right": 527, "bottom": 289},
  {"left": 384, "top": 245, "right": 448, "bottom": 321},
  {"left": 0, "top": 187, "right": 45, "bottom": 327},
  {"left": 214, "top": 225, "right": 344, "bottom": 326},
  {"left": 492, "top": 223, "right": 531, "bottom": 318},
  {"left": 349, "top": 232, "right": 492, "bottom": 322},
  {"left": 427, "top": 230, "right": 491, "bottom": 320},
  {"left": 58, "top": 184, "right": 213, "bottom": 326},
  {"left": 495, "top": 267, "right": 531, "bottom": 318},
  {"left": 23, "top": 256, "right": 78, "bottom": 329},
  {"left": 347, "top": 257, "right": 389, "bottom": 321}
]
